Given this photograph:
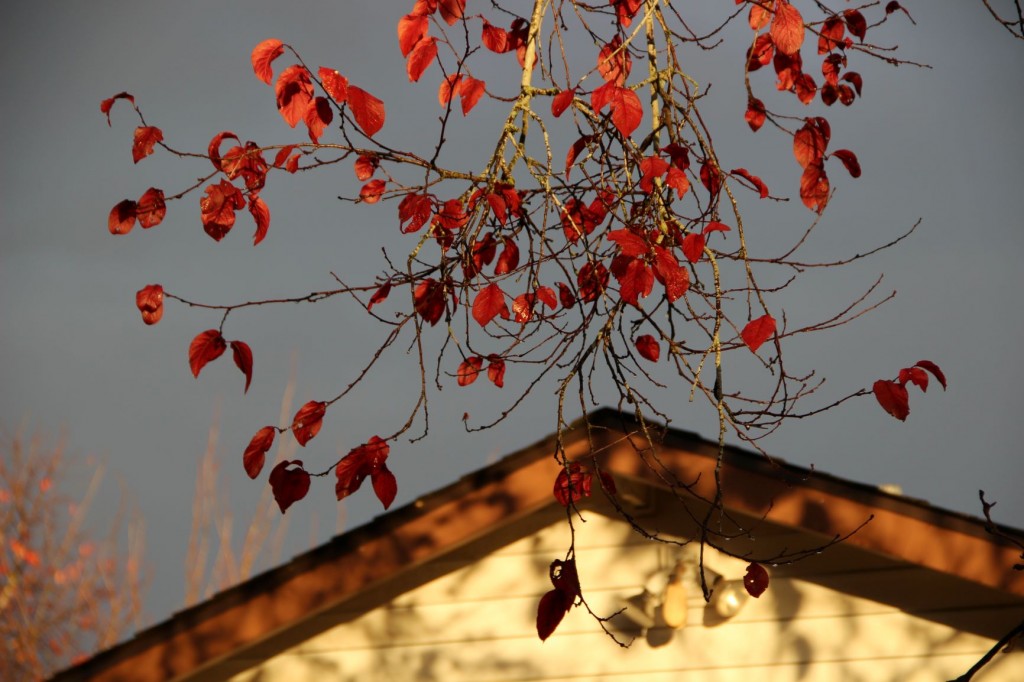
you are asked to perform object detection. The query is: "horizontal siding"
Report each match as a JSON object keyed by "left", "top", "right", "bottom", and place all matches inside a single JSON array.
[{"left": 225, "top": 513, "right": 1024, "bottom": 682}]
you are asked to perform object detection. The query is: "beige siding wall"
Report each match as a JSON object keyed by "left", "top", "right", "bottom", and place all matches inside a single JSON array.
[{"left": 225, "top": 514, "right": 1023, "bottom": 681}]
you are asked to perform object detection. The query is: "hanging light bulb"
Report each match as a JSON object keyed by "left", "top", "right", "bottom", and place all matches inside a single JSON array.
[
  {"left": 661, "top": 572, "right": 688, "bottom": 629},
  {"left": 710, "top": 577, "right": 749, "bottom": 619}
]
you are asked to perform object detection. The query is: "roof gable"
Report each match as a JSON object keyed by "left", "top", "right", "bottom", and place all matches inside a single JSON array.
[{"left": 54, "top": 408, "right": 1024, "bottom": 681}]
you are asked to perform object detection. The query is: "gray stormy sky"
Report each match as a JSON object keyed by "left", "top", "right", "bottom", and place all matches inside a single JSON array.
[{"left": 1, "top": 1, "right": 1022, "bottom": 628}]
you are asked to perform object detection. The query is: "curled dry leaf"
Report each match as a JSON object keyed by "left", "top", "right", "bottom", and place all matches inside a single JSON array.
[
  {"left": 242, "top": 426, "right": 276, "bottom": 479},
  {"left": 135, "top": 284, "right": 164, "bottom": 325},
  {"left": 132, "top": 126, "right": 163, "bottom": 164},
  {"left": 744, "top": 562, "right": 770, "bottom": 598},
  {"left": 137, "top": 188, "right": 166, "bottom": 228},
  {"left": 189, "top": 329, "right": 227, "bottom": 378},
  {"left": 230, "top": 340, "right": 254, "bottom": 393},
  {"left": 251, "top": 38, "right": 285, "bottom": 85},
  {"left": 100, "top": 91, "right": 135, "bottom": 126},
  {"left": 269, "top": 460, "right": 310, "bottom": 513}
]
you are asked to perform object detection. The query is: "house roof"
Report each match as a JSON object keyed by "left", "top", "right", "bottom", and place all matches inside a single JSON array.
[{"left": 53, "top": 408, "right": 1024, "bottom": 682}]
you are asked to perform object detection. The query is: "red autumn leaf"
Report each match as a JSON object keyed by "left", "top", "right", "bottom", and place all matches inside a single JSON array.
[
  {"left": 551, "top": 88, "right": 575, "bottom": 117},
  {"left": 607, "top": 229, "right": 649, "bottom": 258},
  {"left": 700, "top": 162, "right": 722, "bottom": 197},
  {"left": 438, "top": 0, "right": 465, "bottom": 25},
  {"left": 609, "top": 87, "right": 643, "bottom": 138},
  {"left": 269, "top": 460, "right": 310, "bottom": 513},
  {"left": 189, "top": 329, "right": 227, "bottom": 378},
  {"left": 487, "top": 356, "right": 506, "bottom": 388},
  {"left": 793, "top": 118, "right": 829, "bottom": 168},
  {"left": 611, "top": 256, "right": 654, "bottom": 306},
  {"left": 554, "top": 463, "right": 592, "bottom": 506},
  {"left": 414, "top": 278, "right": 447, "bottom": 325},
  {"left": 457, "top": 356, "right": 483, "bottom": 386},
  {"left": 653, "top": 247, "right": 689, "bottom": 302},
  {"left": 914, "top": 360, "right": 947, "bottom": 390},
  {"left": 285, "top": 153, "right": 300, "bottom": 173},
  {"left": 398, "top": 13, "right": 429, "bottom": 57},
  {"left": 638, "top": 156, "right": 670, "bottom": 193},
  {"left": 251, "top": 38, "right": 285, "bottom": 85},
  {"left": 665, "top": 166, "right": 690, "bottom": 197},
  {"left": 100, "top": 91, "right": 135, "bottom": 126},
  {"left": 460, "top": 77, "right": 486, "bottom": 115},
  {"left": 481, "top": 19, "right": 509, "bottom": 53},
  {"left": 635, "top": 335, "right": 660, "bottom": 362},
  {"left": 899, "top": 366, "right": 929, "bottom": 392},
  {"left": 398, "top": 192, "right": 433, "bottom": 233},
  {"left": 747, "top": 34, "right": 775, "bottom": 72},
  {"left": 291, "top": 400, "right": 327, "bottom": 446},
  {"left": 372, "top": 466, "right": 398, "bottom": 510},
  {"left": 495, "top": 238, "right": 520, "bottom": 275},
  {"left": 831, "top": 149, "right": 861, "bottom": 178},
  {"left": 360, "top": 179, "right": 386, "bottom": 204},
  {"left": 842, "top": 72, "right": 863, "bottom": 96},
  {"left": 318, "top": 67, "right": 349, "bottom": 103},
  {"left": 741, "top": 314, "right": 776, "bottom": 352},
  {"left": 335, "top": 436, "right": 394, "bottom": 508},
  {"left": 348, "top": 85, "right": 386, "bottom": 137},
  {"left": 749, "top": 1, "right": 772, "bottom": 30},
  {"left": 874, "top": 379, "right": 910, "bottom": 421},
  {"left": 132, "top": 126, "right": 163, "bottom": 164},
  {"left": 200, "top": 180, "right": 246, "bottom": 241},
  {"left": 744, "top": 562, "right": 770, "bottom": 598},
  {"left": 536, "top": 587, "right": 574, "bottom": 641},
  {"left": 731, "top": 168, "right": 769, "bottom": 198},
  {"left": 557, "top": 282, "right": 576, "bottom": 309},
  {"left": 135, "top": 284, "right": 164, "bottom": 325},
  {"left": 800, "top": 162, "right": 830, "bottom": 213},
  {"left": 108, "top": 199, "right": 137, "bottom": 235},
  {"left": 406, "top": 36, "right": 437, "bottom": 82},
  {"left": 136, "top": 187, "right": 166, "bottom": 228},
  {"left": 242, "top": 426, "right": 275, "bottom": 479},
  {"left": 745, "top": 96, "right": 767, "bottom": 132},
  {"left": 771, "top": 1, "right": 805, "bottom": 56},
  {"left": 473, "top": 283, "right": 510, "bottom": 327},
  {"left": 273, "top": 144, "right": 297, "bottom": 169},
  {"left": 610, "top": 0, "right": 642, "bottom": 27},
  {"left": 794, "top": 73, "right": 817, "bottom": 104},
  {"left": 368, "top": 279, "right": 392, "bottom": 311},
  {"left": 577, "top": 262, "right": 609, "bottom": 303},
  {"left": 818, "top": 17, "right": 846, "bottom": 54},
  {"left": 536, "top": 286, "right": 557, "bottom": 310},
  {"left": 682, "top": 233, "right": 705, "bottom": 263},
  {"left": 207, "top": 131, "right": 240, "bottom": 171},
  {"left": 304, "top": 96, "right": 333, "bottom": 142},
  {"left": 230, "top": 340, "right": 254, "bottom": 393},
  {"left": 438, "top": 74, "right": 462, "bottom": 107},
  {"left": 844, "top": 9, "right": 868, "bottom": 41},
  {"left": 886, "top": 1, "right": 914, "bottom": 22},
  {"left": 598, "top": 36, "right": 631, "bottom": 85},
  {"left": 354, "top": 154, "right": 379, "bottom": 181},
  {"left": 247, "top": 194, "right": 271, "bottom": 246},
  {"left": 275, "top": 65, "right": 314, "bottom": 128}
]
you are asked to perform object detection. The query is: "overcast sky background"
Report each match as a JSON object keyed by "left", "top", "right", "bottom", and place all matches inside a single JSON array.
[{"left": 2, "top": 2, "right": 1022, "bottom": 632}]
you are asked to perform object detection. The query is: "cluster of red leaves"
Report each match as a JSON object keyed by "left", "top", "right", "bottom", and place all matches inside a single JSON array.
[
  {"left": 873, "top": 360, "right": 946, "bottom": 421},
  {"left": 334, "top": 436, "right": 398, "bottom": 510},
  {"left": 552, "top": 462, "right": 616, "bottom": 507},
  {"left": 457, "top": 355, "right": 506, "bottom": 388},
  {"left": 108, "top": 188, "right": 166, "bottom": 235},
  {"left": 536, "top": 558, "right": 582, "bottom": 640},
  {"left": 188, "top": 330, "right": 254, "bottom": 393}
]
